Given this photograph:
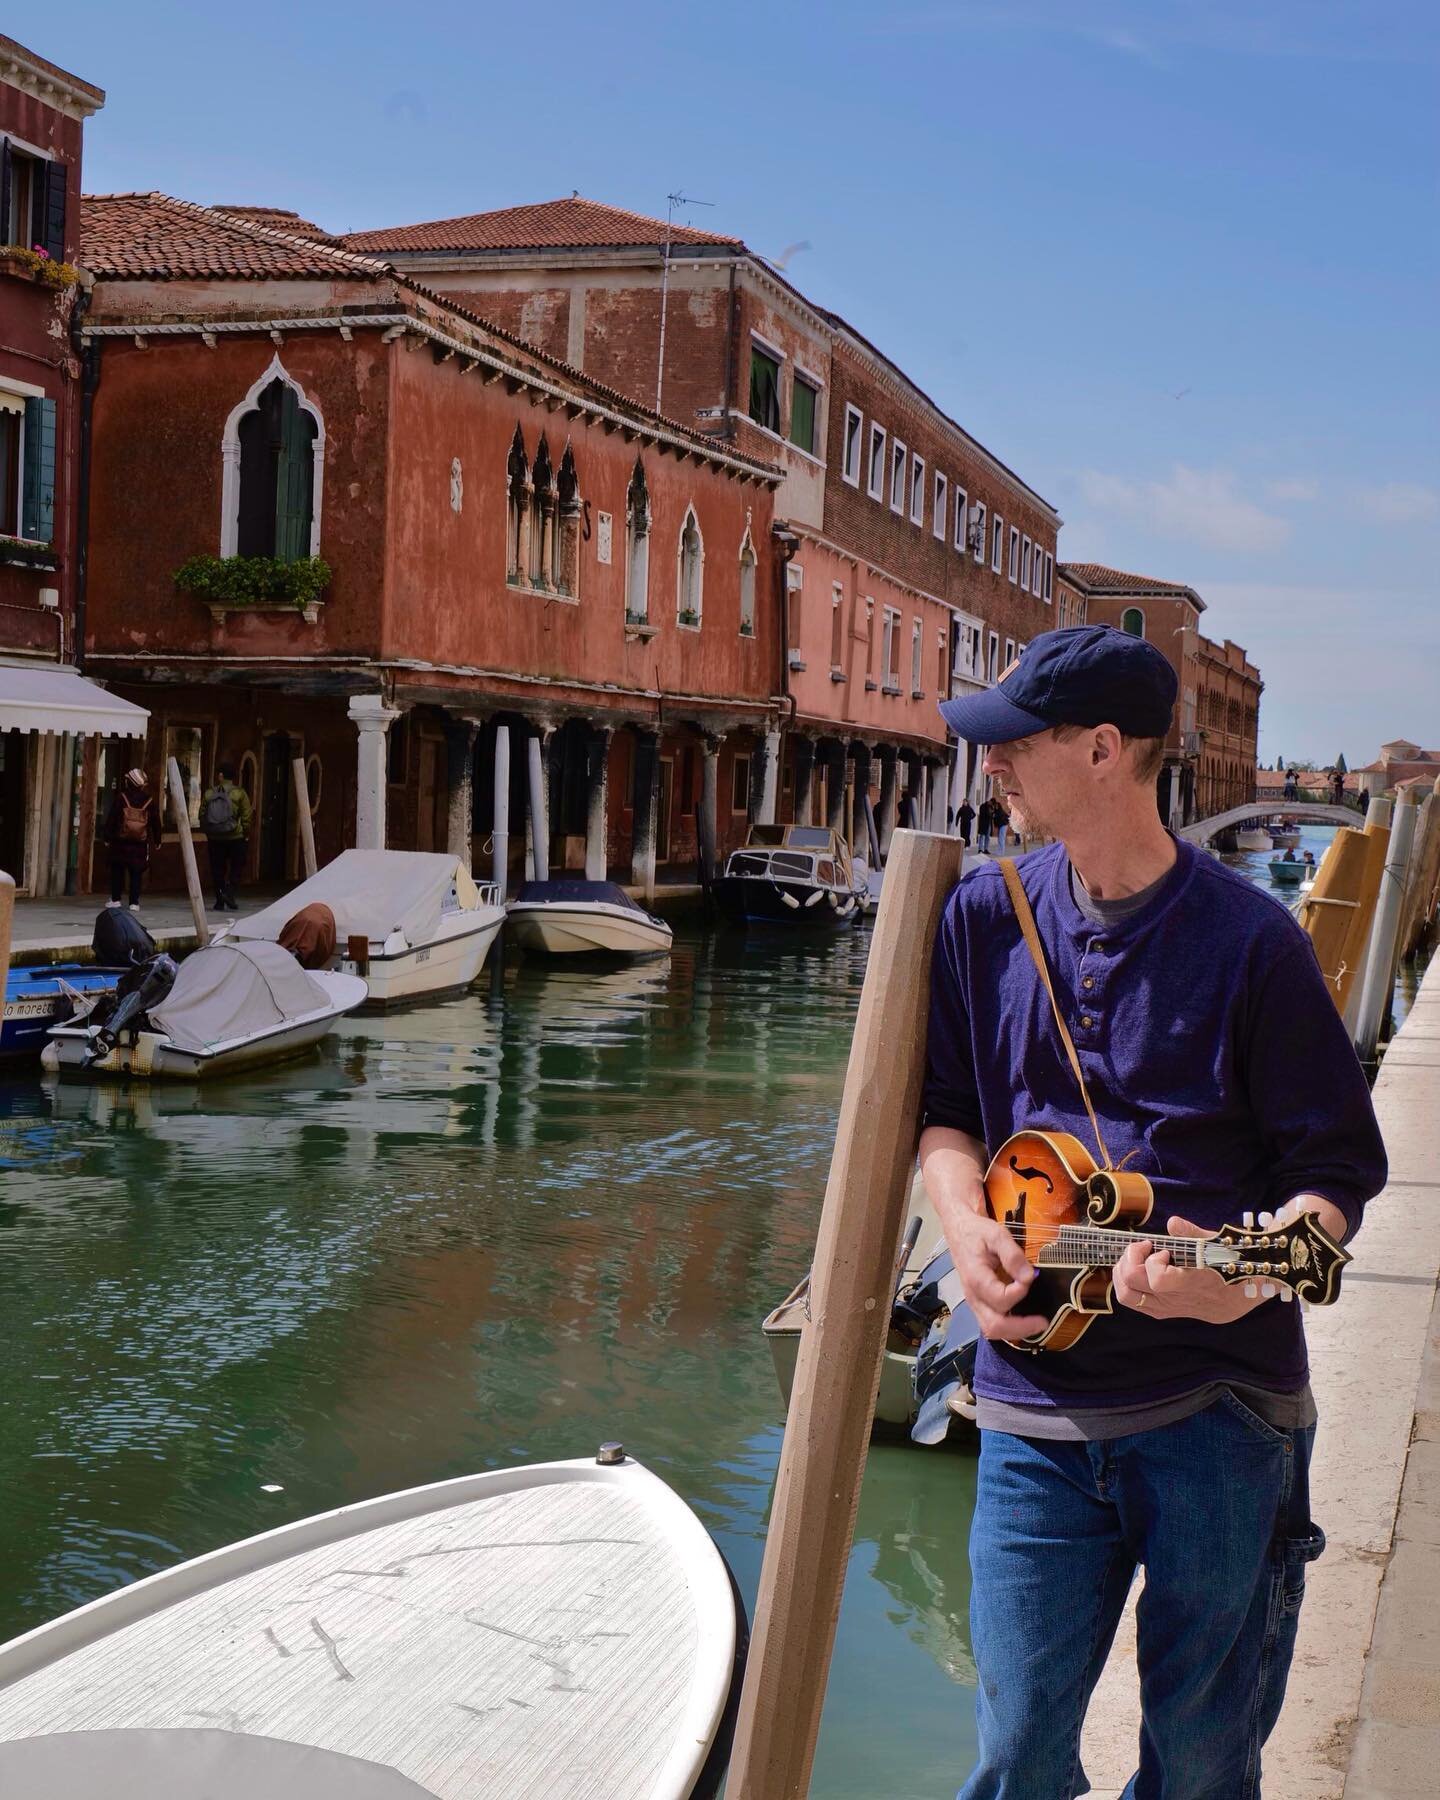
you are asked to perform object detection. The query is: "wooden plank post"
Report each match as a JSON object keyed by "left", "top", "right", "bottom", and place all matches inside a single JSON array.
[
  {"left": 726, "top": 827, "right": 963, "bottom": 1798},
  {"left": 165, "top": 757, "right": 210, "bottom": 949},
  {"left": 291, "top": 757, "right": 318, "bottom": 880},
  {"left": 0, "top": 868, "right": 14, "bottom": 1001}
]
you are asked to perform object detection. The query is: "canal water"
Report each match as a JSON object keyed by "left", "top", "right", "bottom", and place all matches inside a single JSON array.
[{"left": 0, "top": 821, "right": 1419, "bottom": 1796}]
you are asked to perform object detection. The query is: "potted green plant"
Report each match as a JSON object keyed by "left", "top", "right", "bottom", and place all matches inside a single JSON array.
[{"left": 174, "top": 554, "right": 332, "bottom": 621}]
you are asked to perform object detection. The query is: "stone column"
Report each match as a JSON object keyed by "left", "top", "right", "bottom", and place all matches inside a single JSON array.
[
  {"left": 929, "top": 756, "right": 950, "bottom": 835},
  {"left": 445, "top": 718, "right": 478, "bottom": 868},
  {"left": 585, "top": 726, "right": 613, "bottom": 881},
  {"left": 752, "top": 721, "right": 782, "bottom": 826},
  {"left": 877, "top": 746, "right": 899, "bottom": 856},
  {"left": 526, "top": 726, "right": 551, "bottom": 882},
  {"left": 824, "top": 741, "right": 847, "bottom": 835},
  {"left": 630, "top": 728, "right": 660, "bottom": 901},
  {"left": 349, "top": 693, "right": 401, "bottom": 851},
  {"left": 698, "top": 733, "right": 724, "bottom": 887},
  {"left": 852, "top": 745, "right": 874, "bottom": 862},
  {"left": 491, "top": 724, "right": 511, "bottom": 897},
  {"left": 792, "top": 734, "right": 816, "bottom": 827}
]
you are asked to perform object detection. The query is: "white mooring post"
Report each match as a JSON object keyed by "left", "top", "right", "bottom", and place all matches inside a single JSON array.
[
  {"left": 1353, "top": 788, "right": 1419, "bottom": 1063},
  {"left": 492, "top": 725, "right": 510, "bottom": 898},
  {"left": 526, "top": 734, "right": 550, "bottom": 883}
]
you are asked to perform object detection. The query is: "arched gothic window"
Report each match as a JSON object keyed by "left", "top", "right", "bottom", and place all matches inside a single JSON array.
[
  {"left": 506, "top": 426, "right": 530, "bottom": 584},
  {"left": 221, "top": 357, "right": 324, "bottom": 561},
  {"left": 1121, "top": 606, "right": 1145, "bottom": 638},
  {"left": 677, "top": 504, "right": 704, "bottom": 627},
  {"left": 625, "top": 459, "right": 650, "bottom": 625},
  {"left": 530, "top": 434, "right": 555, "bottom": 589},
  {"left": 556, "top": 442, "right": 581, "bottom": 598},
  {"left": 738, "top": 519, "right": 757, "bottom": 638}
]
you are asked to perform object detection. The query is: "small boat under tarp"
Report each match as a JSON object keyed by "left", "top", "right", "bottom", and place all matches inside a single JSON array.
[
  {"left": 2, "top": 966, "right": 125, "bottom": 1061},
  {"left": 711, "top": 825, "right": 867, "bottom": 929},
  {"left": 231, "top": 850, "right": 505, "bottom": 1006},
  {"left": 0, "top": 1449, "right": 743, "bottom": 1800},
  {"left": 506, "top": 879, "right": 673, "bottom": 957},
  {"left": 41, "top": 940, "right": 365, "bottom": 1080}
]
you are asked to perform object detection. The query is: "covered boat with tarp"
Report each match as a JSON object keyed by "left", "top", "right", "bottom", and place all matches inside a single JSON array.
[
  {"left": 41, "top": 940, "right": 365, "bottom": 1079},
  {"left": 506, "top": 879, "right": 673, "bottom": 957},
  {"left": 231, "top": 850, "right": 505, "bottom": 1004},
  {"left": 711, "top": 824, "right": 867, "bottom": 928}
]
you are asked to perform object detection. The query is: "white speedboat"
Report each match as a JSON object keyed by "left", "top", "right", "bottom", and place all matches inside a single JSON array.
[
  {"left": 507, "top": 879, "right": 673, "bottom": 957},
  {"left": 1235, "top": 826, "right": 1273, "bottom": 852},
  {"left": 41, "top": 941, "right": 365, "bottom": 1080},
  {"left": 0, "top": 1448, "right": 741, "bottom": 1800},
  {"left": 233, "top": 850, "right": 506, "bottom": 1006}
]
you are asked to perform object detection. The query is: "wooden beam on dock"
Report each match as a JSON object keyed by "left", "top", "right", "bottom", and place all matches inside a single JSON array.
[
  {"left": 165, "top": 758, "right": 210, "bottom": 949},
  {"left": 726, "top": 827, "right": 963, "bottom": 1799},
  {"left": 292, "top": 757, "right": 318, "bottom": 880}
]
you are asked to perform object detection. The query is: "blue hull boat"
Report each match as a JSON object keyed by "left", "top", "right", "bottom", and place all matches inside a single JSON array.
[{"left": 2, "top": 966, "right": 126, "bottom": 1061}]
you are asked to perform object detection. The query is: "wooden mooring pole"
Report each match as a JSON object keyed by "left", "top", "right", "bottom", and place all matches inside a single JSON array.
[
  {"left": 1353, "top": 788, "right": 1419, "bottom": 1063},
  {"left": 291, "top": 757, "right": 318, "bottom": 880},
  {"left": 165, "top": 757, "right": 210, "bottom": 949},
  {"left": 0, "top": 868, "right": 14, "bottom": 1001},
  {"left": 726, "top": 828, "right": 962, "bottom": 1798}
]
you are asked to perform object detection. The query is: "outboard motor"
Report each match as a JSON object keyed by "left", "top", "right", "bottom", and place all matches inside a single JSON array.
[
  {"left": 83, "top": 954, "right": 178, "bottom": 1066},
  {"left": 93, "top": 907, "right": 159, "bottom": 968}
]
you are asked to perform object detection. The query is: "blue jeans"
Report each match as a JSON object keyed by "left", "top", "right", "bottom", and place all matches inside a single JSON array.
[{"left": 960, "top": 1396, "right": 1323, "bottom": 1799}]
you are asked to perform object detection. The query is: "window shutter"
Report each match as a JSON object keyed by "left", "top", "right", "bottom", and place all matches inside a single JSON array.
[
  {"left": 42, "top": 161, "right": 67, "bottom": 261},
  {"left": 21, "top": 396, "right": 57, "bottom": 543},
  {"left": 273, "top": 384, "right": 314, "bottom": 562},
  {"left": 0, "top": 141, "right": 12, "bottom": 247}
]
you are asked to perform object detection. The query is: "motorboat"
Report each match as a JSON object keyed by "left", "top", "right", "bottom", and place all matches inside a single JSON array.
[
  {"left": 232, "top": 850, "right": 506, "bottom": 1006},
  {"left": 1269, "top": 823, "right": 1302, "bottom": 849},
  {"left": 506, "top": 879, "right": 673, "bottom": 957},
  {"left": 763, "top": 1174, "right": 979, "bottom": 1445},
  {"left": 711, "top": 825, "right": 867, "bottom": 928},
  {"left": 41, "top": 940, "right": 365, "bottom": 1080},
  {"left": 1235, "top": 826, "right": 1273, "bottom": 852},
  {"left": 2, "top": 966, "right": 125, "bottom": 1061},
  {"left": 0, "top": 1447, "right": 742, "bottom": 1800},
  {"left": 1269, "top": 858, "right": 1305, "bottom": 886}
]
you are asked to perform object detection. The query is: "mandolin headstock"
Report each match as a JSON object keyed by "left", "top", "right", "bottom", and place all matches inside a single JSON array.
[{"left": 1209, "top": 1212, "right": 1351, "bottom": 1305}]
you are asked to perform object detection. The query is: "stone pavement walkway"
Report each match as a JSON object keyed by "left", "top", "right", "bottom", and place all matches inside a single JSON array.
[
  {"left": 1081, "top": 954, "right": 1440, "bottom": 1800},
  {"left": 8, "top": 893, "right": 271, "bottom": 964}
]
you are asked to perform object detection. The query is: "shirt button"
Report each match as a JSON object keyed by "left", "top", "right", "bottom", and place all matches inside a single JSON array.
[
  {"left": 1082, "top": 976, "right": 1094, "bottom": 990},
  {"left": 1081, "top": 1015, "right": 1094, "bottom": 1029}
]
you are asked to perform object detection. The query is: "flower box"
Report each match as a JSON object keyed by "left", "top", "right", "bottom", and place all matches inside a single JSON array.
[
  {"left": 677, "top": 608, "right": 701, "bottom": 627},
  {"left": 174, "top": 553, "right": 331, "bottom": 622},
  {"left": 0, "top": 536, "right": 59, "bottom": 572}
]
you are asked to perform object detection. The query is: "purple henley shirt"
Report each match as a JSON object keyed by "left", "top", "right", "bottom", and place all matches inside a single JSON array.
[{"left": 921, "top": 837, "right": 1387, "bottom": 1412}]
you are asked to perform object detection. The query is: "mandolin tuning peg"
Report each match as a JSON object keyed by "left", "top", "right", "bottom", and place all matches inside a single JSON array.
[
  {"left": 1244, "top": 1282, "right": 1258, "bottom": 1298},
  {"left": 1257, "top": 1211, "right": 1275, "bottom": 1230},
  {"left": 1242, "top": 1212, "right": 1255, "bottom": 1229},
  {"left": 1279, "top": 1286, "right": 1293, "bottom": 1303},
  {"left": 1261, "top": 1283, "right": 1276, "bottom": 1299}
]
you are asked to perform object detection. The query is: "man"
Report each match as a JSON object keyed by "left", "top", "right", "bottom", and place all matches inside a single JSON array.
[
  {"left": 920, "top": 625, "right": 1385, "bottom": 1799},
  {"left": 991, "top": 794, "right": 1010, "bottom": 852},
  {"left": 976, "top": 796, "right": 994, "bottom": 854},
  {"left": 956, "top": 798, "right": 976, "bottom": 847},
  {"left": 201, "top": 762, "right": 253, "bottom": 912}
]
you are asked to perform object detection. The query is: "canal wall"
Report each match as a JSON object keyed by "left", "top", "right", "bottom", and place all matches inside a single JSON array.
[{"left": 1080, "top": 951, "right": 1440, "bottom": 1800}]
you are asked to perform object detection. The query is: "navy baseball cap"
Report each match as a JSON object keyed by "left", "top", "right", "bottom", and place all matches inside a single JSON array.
[{"left": 939, "top": 625, "right": 1177, "bottom": 744}]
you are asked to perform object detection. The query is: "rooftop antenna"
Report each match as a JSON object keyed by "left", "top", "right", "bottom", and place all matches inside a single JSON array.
[{"left": 656, "top": 189, "right": 714, "bottom": 416}]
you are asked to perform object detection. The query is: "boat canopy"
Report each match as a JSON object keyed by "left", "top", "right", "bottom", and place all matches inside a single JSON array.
[
  {"left": 233, "top": 850, "right": 481, "bottom": 949},
  {"left": 149, "top": 942, "right": 329, "bottom": 1052},
  {"left": 514, "top": 879, "right": 650, "bottom": 915},
  {"left": 744, "top": 823, "right": 846, "bottom": 853}
]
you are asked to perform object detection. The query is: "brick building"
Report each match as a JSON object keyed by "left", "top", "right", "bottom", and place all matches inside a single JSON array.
[
  {"left": 340, "top": 196, "right": 1063, "bottom": 831},
  {"left": 0, "top": 37, "right": 146, "bottom": 894},
  {"left": 1354, "top": 740, "right": 1440, "bottom": 801},
  {"left": 74, "top": 194, "right": 782, "bottom": 898},
  {"left": 1058, "top": 563, "right": 1261, "bottom": 823}
]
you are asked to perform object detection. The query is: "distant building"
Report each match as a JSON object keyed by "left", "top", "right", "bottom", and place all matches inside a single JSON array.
[
  {"left": 0, "top": 35, "right": 142, "bottom": 894},
  {"left": 1355, "top": 740, "right": 1440, "bottom": 800},
  {"left": 339, "top": 196, "right": 1064, "bottom": 827}
]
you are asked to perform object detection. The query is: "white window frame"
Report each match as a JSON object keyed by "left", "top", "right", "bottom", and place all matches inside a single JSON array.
[
  {"left": 1004, "top": 637, "right": 1015, "bottom": 671},
  {"left": 953, "top": 484, "right": 968, "bottom": 552},
  {"left": 867, "top": 423, "right": 887, "bottom": 501},
  {"left": 675, "top": 502, "right": 705, "bottom": 629},
  {"left": 790, "top": 366, "right": 823, "bottom": 459},
  {"left": 1044, "top": 551, "right": 1054, "bottom": 603},
  {"left": 738, "top": 522, "right": 757, "bottom": 636},
  {"left": 1008, "top": 526, "right": 1020, "bottom": 583},
  {"left": 910, "top": 618, "right": 924, "bottom": 693},
  {"left": 1021, "top": 535, "right": 1032, "bottom": 590},
  {"left": 841, "top": 404, "right": 863, "bottom": 487},
  {"left": 910, "top": 453, "right": 925, "bottom": 526},
  {"left": 970, "top": 498, "right": 985, "bottom": 561},
  {"left": 882, "top": 607, "right": 902, "bottom": 687},
  {"left": 220, "top": 353, "right": 326, "bottom": 557},
  {"left": 992, "top": 514, "right": 1003, "bottom": 573},
  {"left": 1033, "top": 545, "right": 1044, "bottom": 599},
  {"left": 933, "top": 470, "right": 947, "bottom": 540},
  {"left": 830, "top": 581, "right": 845, "bottom": 671},
  {"left": 987, "top": 630, "right": 1000, "bottom": 682},
  {"left": 890, "top": 438, "right": 907, "bottom": 514}
]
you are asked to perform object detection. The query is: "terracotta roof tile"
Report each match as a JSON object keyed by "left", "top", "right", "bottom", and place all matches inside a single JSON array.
[
  {"left": 80, "top": 193, "right": 391, "bottom": 281},
  {"left": 212, "top": 205, "right": 336, "bottom": 242},
  {"left": 1058, "top": 562, "right": 1202, "bottom": 599},
  {"left": 342, "top": 195, "right": 742, "bottom": 255}
]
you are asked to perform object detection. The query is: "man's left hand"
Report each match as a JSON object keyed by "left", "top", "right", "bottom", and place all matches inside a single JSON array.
[{"left": 1113, "top": 1215, "right": 1270, "bottom": 1325}]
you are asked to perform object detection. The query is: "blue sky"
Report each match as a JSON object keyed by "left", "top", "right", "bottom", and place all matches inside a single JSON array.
[{"left": 42, "top": 1, "right": 1438, "bottom": 766}]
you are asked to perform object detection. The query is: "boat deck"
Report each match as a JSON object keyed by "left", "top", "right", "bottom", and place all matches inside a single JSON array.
[{"left": 0, "top": 1474, "right": 706, "bottom": 1798}]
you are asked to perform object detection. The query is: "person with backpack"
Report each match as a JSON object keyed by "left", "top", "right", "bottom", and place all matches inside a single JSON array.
[
  {"left": 102, "top": 767, "right": 161, "bottom": 910},
  {"left": 976, "top": 797, "right": 994, "bottom": 853},
  {"left": 201, "top": 763, "right": 252, "bottom": 912}
]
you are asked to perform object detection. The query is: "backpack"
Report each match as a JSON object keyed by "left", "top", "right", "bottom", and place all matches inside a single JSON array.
[
  {"left": 118, "top": 794, "right": 151, "bottom": 843},
  {"left": 201, "top": 787, "right": 237, "bottom": 837}
]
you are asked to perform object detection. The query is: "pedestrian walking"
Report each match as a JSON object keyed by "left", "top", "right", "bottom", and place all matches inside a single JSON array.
[
  {"left": 1358, "top": 788, "right": 1369, "bottom": 815},
  {"left": 102, "top": 767, "right": 161, "bottom": 911},
  {"left": 976, "top": 798, "right": 993, "bottom": 853},
  {"left": 956, "top": 799, "right": 975, "bottom": 847},
  {"left": 200, "top": 762, "right": 253, "bottom": 912},
  {"left": 922, "top": 625, "right": 1385, "bottom": 1799},
  {"left": 1283, "top": 769, "right": 1299, "bottom": 801},
  {"left": 991, "top": 797, "right": 1010, "bottom": 852}
]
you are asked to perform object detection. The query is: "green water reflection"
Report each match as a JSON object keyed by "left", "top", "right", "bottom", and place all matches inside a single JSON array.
[{"left": 0, "top": 928, "right": 980, "bottom": 1797}]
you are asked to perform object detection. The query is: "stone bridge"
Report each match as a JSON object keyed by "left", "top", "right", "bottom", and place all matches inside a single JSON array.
[{"left": 1177, "top": 801, "right": 1360, "bottom": 844}]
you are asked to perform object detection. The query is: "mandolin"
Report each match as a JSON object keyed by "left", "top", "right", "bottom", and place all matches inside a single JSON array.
[{"left": 983, "top": 1129, "right": 1351, "bottom": 1353}]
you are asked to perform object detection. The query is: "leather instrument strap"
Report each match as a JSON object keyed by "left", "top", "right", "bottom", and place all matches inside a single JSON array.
[{"left": 998, "top": 858, "right": 1114, "bottom": 1170}]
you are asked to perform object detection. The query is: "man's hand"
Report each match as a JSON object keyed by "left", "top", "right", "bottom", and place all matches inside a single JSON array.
[
  {"left": 1113, "top": 1215, "right": 1270, "bottom": 1324},
  {"left": 944, "top": 1203, "right": 1051, "bottom": 1343}
]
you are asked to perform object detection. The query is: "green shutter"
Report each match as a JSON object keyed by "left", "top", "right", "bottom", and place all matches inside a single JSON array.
[
  {"left": 789, "top": 378, "right": 816, "bottom": 454},
  {"left": 21, "top": 396, "right": 56, "bottom": 543},
  {"left": 748, "top": 348, "right": 780, "bottom": 433},
  {"left": 273, "top": 385, "right": 315, "bottom": 563}
]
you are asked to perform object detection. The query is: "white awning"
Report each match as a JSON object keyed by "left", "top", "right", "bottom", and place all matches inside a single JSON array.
[{"left": 0, "top": 665, "right": 150, "bottom": 738}]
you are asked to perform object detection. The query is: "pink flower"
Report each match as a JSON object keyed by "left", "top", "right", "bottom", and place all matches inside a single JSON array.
[{"left": 31, "top": 245, "right": 50, "bottom": 260}]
